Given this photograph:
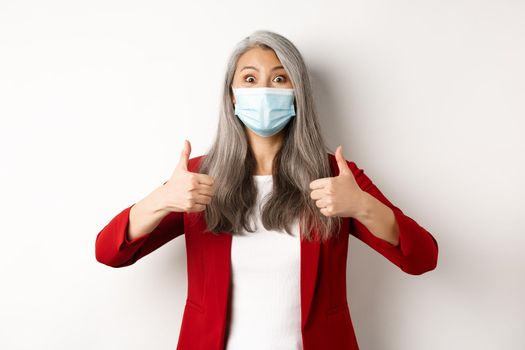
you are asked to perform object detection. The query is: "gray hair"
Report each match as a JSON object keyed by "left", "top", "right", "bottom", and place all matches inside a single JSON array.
[{"left": 199, "top": 29, "right": 341, "bottom": 242}]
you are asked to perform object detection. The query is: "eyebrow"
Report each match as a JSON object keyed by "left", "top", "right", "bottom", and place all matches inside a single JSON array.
[{"left": 240, "top": 65, "right": 285, "bottom": 72}]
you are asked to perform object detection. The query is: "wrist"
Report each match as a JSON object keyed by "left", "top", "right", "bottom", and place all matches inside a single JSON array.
[
  {"left": 353, "top": 191, "right": 373, "bottom": 221},
  {"left": 146, "top": 185, "right": 170, "bottom": 216}
]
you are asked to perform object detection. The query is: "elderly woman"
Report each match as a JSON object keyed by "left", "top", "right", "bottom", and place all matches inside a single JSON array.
[{"left": 95, "top": 29, "right": 439, "bottom": 350}]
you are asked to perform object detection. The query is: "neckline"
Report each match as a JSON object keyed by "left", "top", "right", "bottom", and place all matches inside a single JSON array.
[{"left": 253, "top": 174, "right": 272, "bottom": 179}]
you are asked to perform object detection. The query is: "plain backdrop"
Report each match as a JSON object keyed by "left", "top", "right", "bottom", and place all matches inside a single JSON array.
[{"left": 1, "top": 0, "right": 524, "bottom": 349}]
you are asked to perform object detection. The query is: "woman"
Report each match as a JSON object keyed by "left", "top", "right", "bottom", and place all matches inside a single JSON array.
[{"left": 95, "top": 29, "right": 439, "bottom": 350}]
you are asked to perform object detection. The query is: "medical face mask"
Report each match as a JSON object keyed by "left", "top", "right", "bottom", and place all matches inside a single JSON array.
[{"left": 232, "top": 87, "right": 296, "bottom": 137}]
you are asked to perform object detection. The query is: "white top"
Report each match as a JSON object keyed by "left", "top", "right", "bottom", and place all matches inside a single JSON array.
[{"left": 225, "top": 175, "right": 303, "bottom": 350}]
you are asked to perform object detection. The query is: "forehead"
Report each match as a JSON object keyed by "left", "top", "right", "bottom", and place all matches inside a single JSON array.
[{"left": 236, "top": 46, "right": 283, "bottom": 70}]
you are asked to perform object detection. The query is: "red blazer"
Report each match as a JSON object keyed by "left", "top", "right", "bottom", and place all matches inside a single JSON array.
[{"left": 95, "top": 153, "right": 439, "bottom": 350}]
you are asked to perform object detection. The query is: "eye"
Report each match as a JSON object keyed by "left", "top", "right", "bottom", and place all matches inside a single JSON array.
[
  {"left": 243, "top": 75, "right": 255, "bottom": 83},
  {"left": 273, "top": 75, "right": 286, "bottom": 83}
]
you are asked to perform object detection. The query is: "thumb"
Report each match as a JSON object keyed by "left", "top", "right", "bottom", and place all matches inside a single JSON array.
[
  {"left": 335, "top": 145, "right": 351, "bottom": 176},
  {"left": 177, "top": 139, "right": 191, "bottom": 171}
]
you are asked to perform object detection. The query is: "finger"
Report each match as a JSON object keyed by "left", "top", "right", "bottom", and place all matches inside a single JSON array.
[
  {"left": 309, "top": 188, "right": 325, "bottom": 201},
  {"left": 177, "top": 139, "right": 191, "bottom": 171},
  {"left": 335, "top": 145, "right": 351, "bottom": 175},
  {"left": 309, "top": 177, "right": 330, "bottom": 190},
  {"left": 186, "top": 204, "right": 206, "bottom": 213},
  {"left": 320, "top": 207, "right": 334, "bottom": 217},
  {"left": 194, "top": 193, "right": 213, "bottom": 205},
  {"left": 314, "top": 198, "right": 328, "bottom": 209},
  {"left": 194, "top": 173, "right": 215, "bottom": 186},
  {"left": 196, "top": 184, "right": 215, "bottom": 197}
]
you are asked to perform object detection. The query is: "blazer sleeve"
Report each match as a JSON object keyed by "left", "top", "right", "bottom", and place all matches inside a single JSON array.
[
  {"left": 347, "top": 160, "right": 439, "bottom": 275},
  {"left": 95, "top": 201, "right": 185, "bottom": 268}
]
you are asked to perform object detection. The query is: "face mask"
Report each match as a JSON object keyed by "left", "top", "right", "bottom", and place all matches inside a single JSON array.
[{"left": 232, "top": 87, "right": 296, "bottom": 137}]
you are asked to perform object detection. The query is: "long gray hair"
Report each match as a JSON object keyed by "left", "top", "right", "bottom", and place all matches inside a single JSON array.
[{"left": 199, "top": 29, "right": 341, "bottom": 242}]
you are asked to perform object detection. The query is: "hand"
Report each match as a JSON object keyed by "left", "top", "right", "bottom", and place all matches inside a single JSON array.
[
  {"left": 159, "top": 139, "right": 216, "bottom": 213},
  {"left": 309, "top": 145, "right": 366, "bottom": 218}
]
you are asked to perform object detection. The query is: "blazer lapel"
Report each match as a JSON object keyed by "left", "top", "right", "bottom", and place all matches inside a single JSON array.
[
  {"left": 212, "top": 217, "right": 322, "bottom": 333},
  {"left": 196, "top": 154, "right": 328, "bottom": 334},
  {"left": 300, "top": 222, "right": 322, "bottom": 330}
]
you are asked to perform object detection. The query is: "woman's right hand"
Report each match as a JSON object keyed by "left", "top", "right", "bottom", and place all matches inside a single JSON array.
[
  {"left": 157, "top": 139, "right": 216, "bottom": 214},
  {"left": 127, "top": 140, "right": 214, "bottom": 241}
]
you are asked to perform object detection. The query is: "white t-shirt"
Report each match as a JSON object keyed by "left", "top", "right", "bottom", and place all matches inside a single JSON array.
[{"left": 225, "top": 175, "right": 303, "bottom": 350}]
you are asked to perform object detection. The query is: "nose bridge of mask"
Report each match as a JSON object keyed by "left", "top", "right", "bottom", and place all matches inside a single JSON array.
[{"left": 234, "top": 87, "right": 295, "bottom": 108}]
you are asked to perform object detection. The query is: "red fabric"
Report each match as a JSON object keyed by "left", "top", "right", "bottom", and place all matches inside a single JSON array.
[{"left": 95, "top": 153, "right": 439, "bottom": 350}]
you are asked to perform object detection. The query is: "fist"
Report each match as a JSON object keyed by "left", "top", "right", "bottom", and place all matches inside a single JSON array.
[
  {"left": 161, "top": 139, "right": 216, "bottom": 213},
  {"left": 309, "top": 145, "right": 366, "bottom": 218}
]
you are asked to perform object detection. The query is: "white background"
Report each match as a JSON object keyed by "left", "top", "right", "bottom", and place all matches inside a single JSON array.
[{"left": 1, "top": 1, "right": 524, "bottom": 349}]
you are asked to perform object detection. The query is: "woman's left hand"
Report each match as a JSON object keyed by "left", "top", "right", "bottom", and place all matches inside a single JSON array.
[{"left": 309, "top": 145, "right": 367, "bottom": 218}]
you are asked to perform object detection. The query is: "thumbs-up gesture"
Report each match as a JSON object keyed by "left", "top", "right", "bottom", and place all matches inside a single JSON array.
[
  {"left": 309, "top": 145, "right": 366, "bottom": 218},
  {"left": 161, "top": 139, "right": 216, "bottom": 213}
]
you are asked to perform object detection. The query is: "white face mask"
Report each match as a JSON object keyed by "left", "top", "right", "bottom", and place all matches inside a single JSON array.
[{"left": 232, "top": 87, "right": 296, "bottom": 137}]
